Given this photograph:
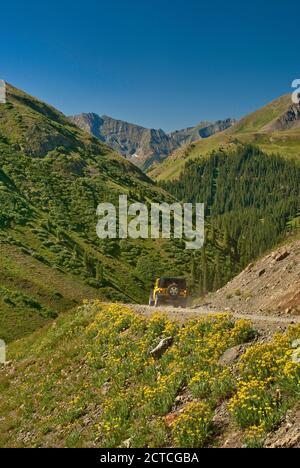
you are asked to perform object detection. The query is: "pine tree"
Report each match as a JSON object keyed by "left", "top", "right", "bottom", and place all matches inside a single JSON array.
[
  {"left": 213, "top": 254, "right": 221, "bottom": 291},
  {"left": 201, "top": 247, "right": 208, "bottom": 295},
  {"left": 83, "top": 252, "right": 95, "bottom": 277},
  {"left": 190, "top": 253, "right": 196, "bottom": 289},
  {"left": 96, "top": 263, "right": 104, "bottom": 283}
]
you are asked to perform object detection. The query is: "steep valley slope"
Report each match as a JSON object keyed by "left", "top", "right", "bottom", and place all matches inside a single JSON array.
[
  {"left": 0, "top": 300, "right": 299, "bottom": 448},
  {"left": 201, "top": 238, "right": 300, "bottom": 317},
  {"left": 1, "top": 87, "right": 300, "bottom": 450},
  {"left": 0, "top": 84, "right": 238, "bottom": 342},
  {"left": 159, "top": 143, "right": 300, "bottom": 297},
  {"left": 0, "top": 84, "right": 182, "bottom": 340}
]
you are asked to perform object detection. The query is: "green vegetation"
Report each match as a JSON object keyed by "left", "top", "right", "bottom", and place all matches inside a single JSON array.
[
  {"left": 160, "top": 144, "right": 300, "bottom": 292},
  {"left": 0, "top": 243, "right": 100, "bottom": 342},
  {"left": 0, "top": 85, "right": 174, "bottom": 338},
  {"left": 1, "top": 85, "right": 299, "bottom": 343},
  {"left": 0, "top": 84, "right": 244, "bottom": 340},
  {"left": 149, "top": 94, "right": 300, "bottom": 181},
  {"left": 0, "top": 85, "right": 299, "bottom": 449},
  {"left": 0, "top": 303, "right": 298, "bottom": 448}
]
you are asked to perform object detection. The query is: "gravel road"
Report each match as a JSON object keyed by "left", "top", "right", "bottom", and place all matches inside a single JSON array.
[{"left": 125, "top": 303, "right": 300, "bottom": 333}]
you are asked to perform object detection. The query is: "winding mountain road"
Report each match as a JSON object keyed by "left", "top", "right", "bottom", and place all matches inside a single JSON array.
[{"left": 125, "top": 303, "right": 300, "bottom": 333}]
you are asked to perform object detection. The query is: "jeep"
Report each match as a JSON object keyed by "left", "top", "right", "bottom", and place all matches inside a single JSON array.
[{"left": 149, "top": 277, "right": 188, "bottom": 308}]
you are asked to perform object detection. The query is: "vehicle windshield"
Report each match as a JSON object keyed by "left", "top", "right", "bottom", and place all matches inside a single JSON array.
[{"left": 158, "top": 278, "right": 186, "bottom": 288}]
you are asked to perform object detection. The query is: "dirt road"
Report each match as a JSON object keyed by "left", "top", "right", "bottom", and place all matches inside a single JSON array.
[{"left": 126, "top": 303, "right": 300, "bottom": 333}]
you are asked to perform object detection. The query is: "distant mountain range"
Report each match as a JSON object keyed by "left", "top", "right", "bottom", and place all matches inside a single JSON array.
[
  {"left": 149, "top": 94, "right": 300, "bottom": 181},
  {"left": 69, "top": 113, "right": 235, "bottom": 170}
]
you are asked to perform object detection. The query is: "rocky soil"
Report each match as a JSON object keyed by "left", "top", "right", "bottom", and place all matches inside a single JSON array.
[
  {"left": 127, "top": 302, "right": 300, "bottom": 336},
  {"left": 200, "top": 239, "right": 300, "bottom": 318}
]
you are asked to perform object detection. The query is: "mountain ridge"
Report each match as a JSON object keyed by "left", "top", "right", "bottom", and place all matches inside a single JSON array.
[
  {"left": 0, "top": 83, "right": 239, "bottom": 342},
  {"left": 70, "top": 112, "right": 235, "bottom": 170},
  {"left": 0, "top": 83, "right": 183, "bottom": 340},
  {"left": 149, "top": 93, "right": 300, "bottom": 181}
]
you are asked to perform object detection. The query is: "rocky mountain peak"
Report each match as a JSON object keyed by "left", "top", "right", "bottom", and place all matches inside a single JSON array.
[{"left": 69, "top": 112, "right": 235, "bottom": 171}]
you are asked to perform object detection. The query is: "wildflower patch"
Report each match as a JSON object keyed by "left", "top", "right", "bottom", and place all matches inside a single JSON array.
[{"left": 0, "top": 301, "right": 299, "bottom": 448}]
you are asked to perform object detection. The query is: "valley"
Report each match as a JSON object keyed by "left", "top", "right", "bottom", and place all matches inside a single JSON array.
[
  {"left": 149, "top": 94, "right": 300, "bottom": 181},
  {"left": 70, "top": 112, "right": 234, "bottom": 171},
  {"left": 0, "top": 83, "right": 299, "bottom": 449},
  {"left": 0, "top": 84, "right": 243, "bottom": 341},
  {"left": 160, "top": 144, "right": 300, "bottom": 295},
  {"left": 2, "top": 0, "right": 300, "bottom": 452}
]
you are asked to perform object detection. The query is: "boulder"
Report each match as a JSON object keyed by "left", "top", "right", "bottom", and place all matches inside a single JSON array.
[
  {"left": 275, "top": 251, "right": 290, "bottom": 262},
  {"left": 265, "top": 410, "right": 300, "bottom": 448},
  {"left": 219, "top": 345, "right": 244, "bottom": 365},
  {"left": 258, "top": 268, "right": 266, "bottom": 277},
  {"left": 150, "top": 337, "right": 173, "bottom": 359}
]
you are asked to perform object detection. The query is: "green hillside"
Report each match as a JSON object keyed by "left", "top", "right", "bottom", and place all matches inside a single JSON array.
[
  {"left": 0, "top": 84, "right": 240, "bottom": 341},
  {"left": 160, "top": 144, "right": 300, "bottom": 290},
  {"left": 0, "top": 89, "right": 299, "bottom": 449},
  {"left": 0, "top": 84, "right": 180, "bottom": 340},
  {"left": 2, "top": 85, "right": 298, "bottom": 344},
  {"left": 150, "top": 94, "right": 300, "bottom": 181}
]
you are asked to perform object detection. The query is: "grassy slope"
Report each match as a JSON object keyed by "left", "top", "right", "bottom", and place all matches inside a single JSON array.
[
  {"left": 150, "top": 94, "right": 300, "bottom": 181},
  {"left": 0, "top": 84, "right": 195, "bottom": 340},
  {"left": 0, "top": 302, "right": 299, "bottom": 448},
  {"left": 0, "top": 244, "right": 100, "bottom": 342}
]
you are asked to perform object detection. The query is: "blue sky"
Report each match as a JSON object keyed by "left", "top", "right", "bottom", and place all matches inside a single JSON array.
[{"left": 1, "top": 0, "right": 299, "bottom": 131}]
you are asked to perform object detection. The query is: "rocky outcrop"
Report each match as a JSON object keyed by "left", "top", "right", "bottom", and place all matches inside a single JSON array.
[
  {"left": 204, "top": 240, "right": 300, "bottom": 317},
  {"left": 69, "top": 113, "right": 235, "bottom": 170},
  {"left": 170, "top": 118, "right": 235, "bottom": 146},
  {"left": 263, "top": 103, "right": 300, "bottom": 132},
  {"left": 264, "top": 409, "right": 300, "bottom": 448},
  {"left": 219, "top": 344, "right": 245, "bottom": 366},
  {"left": 150, "top": 336, "right": 173, "bottom": 359}
]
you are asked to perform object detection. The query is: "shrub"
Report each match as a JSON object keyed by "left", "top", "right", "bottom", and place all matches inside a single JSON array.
[
  {"left": 171, "top": 402, "right": 213, "bottom": 448},
  {"left": 228, "top": 379, "right": 280, "bottom": 430}
]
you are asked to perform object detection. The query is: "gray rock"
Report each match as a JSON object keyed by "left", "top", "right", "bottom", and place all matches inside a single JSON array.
[
  {"left": 70, "top": 113, "right": 235, "bottom": 171},
  {"left": 150, "top": 337, "right": 173, "bottom": 359},
  {"left": 219, "top": 345, "right": 244, "bottom": 365},
  {"left": 121, "top": 438, "right": 132, "bottom": 448}
]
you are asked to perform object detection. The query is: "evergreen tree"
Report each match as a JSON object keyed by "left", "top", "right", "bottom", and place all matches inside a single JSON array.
[
  {"left": 201, "top": 247, "right": 208, "bottom": 295},
  {"left": 96, "top": 263, "right": 104, "bottom": 284},
  {"left": 213, "top": 254, "right": 221, "bottom": 291},
  {"left": 83, "top": 252, "right": 95, "bottom": 277},
  {"left": 190, "top": 253, "right": 196, "bottom": 289}
]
